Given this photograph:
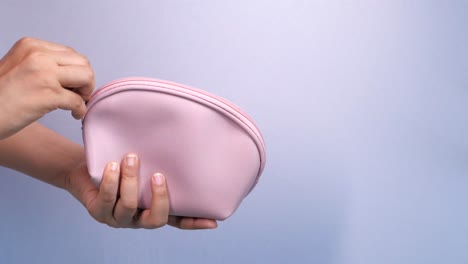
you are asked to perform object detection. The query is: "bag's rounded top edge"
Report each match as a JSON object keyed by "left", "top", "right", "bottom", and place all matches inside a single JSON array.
[{"left": 85, "top": 76, "right": 266, "bottom": 177}]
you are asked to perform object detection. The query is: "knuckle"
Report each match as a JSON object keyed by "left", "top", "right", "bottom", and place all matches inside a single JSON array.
[
  {"left": 180, "top": 222, "right": 191, "bottom": 230},
  {"left": 24, "top": 50, "right": 53, "bottom": 70},
  {"left": 82, "top": 67, "right": 95, "bottom": 84},
  {"left": 121, "top": 199, "right": 138, "bottom": 211},
  {"left": 73, "top": 95, "right": 84, "bottom": 109},
  {"left": 26, "top": 49, "right": 44, "bottom": 60},
  {"left": 121, "top": 167, "right": 137, "bottom": 180},
  {"left": 15, "top": 37, "right": 36, "bottom": 48},
  {"left": 101, "top": 174, "right": 118, "bottom": 190},
  {"left": 87, "top": 68, "right": 95, "bottom": 81},
  {"left": 106, "top": 222, "right": 119, "bottom": 228},
  {"left": 88, "top": 209, "right": 105, "bottom": 224},
  {"left": 154, "top": 186, "right": 168, "bottom": 198},
  {"left": 93, "top": 216, "right": 107, "bottom": 224},
  {"left": 100, "top": 173, "right": 117, "bottom": 195},
  {"left": 79, "top": 54, "right": 91, "bottom": 65},
  {"left": 100, "top": 193, "right": 116, "bottom": 204},
  {"left": 148, "top": 218, "right": 167, "bottom": 229},
  {"left": 64, "top": 46, "right": 76, "bottom": 52}
]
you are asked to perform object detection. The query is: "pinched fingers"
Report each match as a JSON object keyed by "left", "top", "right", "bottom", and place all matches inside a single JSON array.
[
  {"left": 58, "top": 65, "right": 95, "bottom": 101},
  {"left": 5, "top": 37, "right": 95, "bottom": 119},
  {"left": 52, "top": 62, "right": 94, "bottom": 119},
  {"left": 54, "top": 51, "right": 95, "bottom": 101},
  {"left": 55, "top": 88, "right": 87, "bottom": 119},
  {"left": 19, "top": 38, "right": 95, "bottom": 103}
]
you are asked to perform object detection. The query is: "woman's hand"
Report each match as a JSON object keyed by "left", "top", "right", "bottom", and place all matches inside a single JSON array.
[
  {"left": 0, "top": 37, "right": 95, "bottom": 140},
  {"left": 66, "top": 153, "right": 218, "bottom": 229}
]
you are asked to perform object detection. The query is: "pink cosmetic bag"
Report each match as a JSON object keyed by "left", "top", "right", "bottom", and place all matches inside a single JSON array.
[{"left": 82, "top": 77, "right": 266, "bottom": 220}]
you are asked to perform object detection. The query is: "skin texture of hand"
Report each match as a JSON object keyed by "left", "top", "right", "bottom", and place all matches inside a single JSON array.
[
  {"left": 66, "top": 153, "right": 218, "bottom": 230},
  {"left": 0, "top": 37, "right": 95, "bottom": 140}
]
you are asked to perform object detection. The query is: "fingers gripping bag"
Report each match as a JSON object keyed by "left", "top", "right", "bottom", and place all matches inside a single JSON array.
[{"left": 82, "top": 77, "right": 266, "bottom": 220}]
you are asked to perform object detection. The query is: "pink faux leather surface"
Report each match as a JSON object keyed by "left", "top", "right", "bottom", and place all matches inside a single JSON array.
[{"left": 82, "top": 78, "right": 265, "bottom": 220}]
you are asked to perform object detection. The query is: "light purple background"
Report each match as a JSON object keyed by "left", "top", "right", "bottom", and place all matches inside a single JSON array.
[{"left": 0, "top": 1, "right": 467, "bottom": 263}]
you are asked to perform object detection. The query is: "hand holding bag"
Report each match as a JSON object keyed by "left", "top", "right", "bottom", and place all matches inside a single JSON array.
[{"left": 82, "top": 78, "right": 266, "bottom": 220}]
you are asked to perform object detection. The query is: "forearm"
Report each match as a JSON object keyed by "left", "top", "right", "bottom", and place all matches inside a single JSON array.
[{"left": 0, "top": 122, "right": 84, "bottom": 189}]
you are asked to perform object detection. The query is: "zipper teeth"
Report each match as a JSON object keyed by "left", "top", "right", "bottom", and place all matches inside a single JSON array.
[{"left": 88, "top": 78, "right": 265, "bottom": 147}]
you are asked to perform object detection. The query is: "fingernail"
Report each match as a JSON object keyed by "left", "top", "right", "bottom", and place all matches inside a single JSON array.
[
  {"left": 110, "top": 162, "right": 118, "bottom": 171},
  {"left": 152, "top": 173, "right": 164, "bottom": 186},
  {"left": 126, "top": 154, "right": 137, "bottom": 166}
]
